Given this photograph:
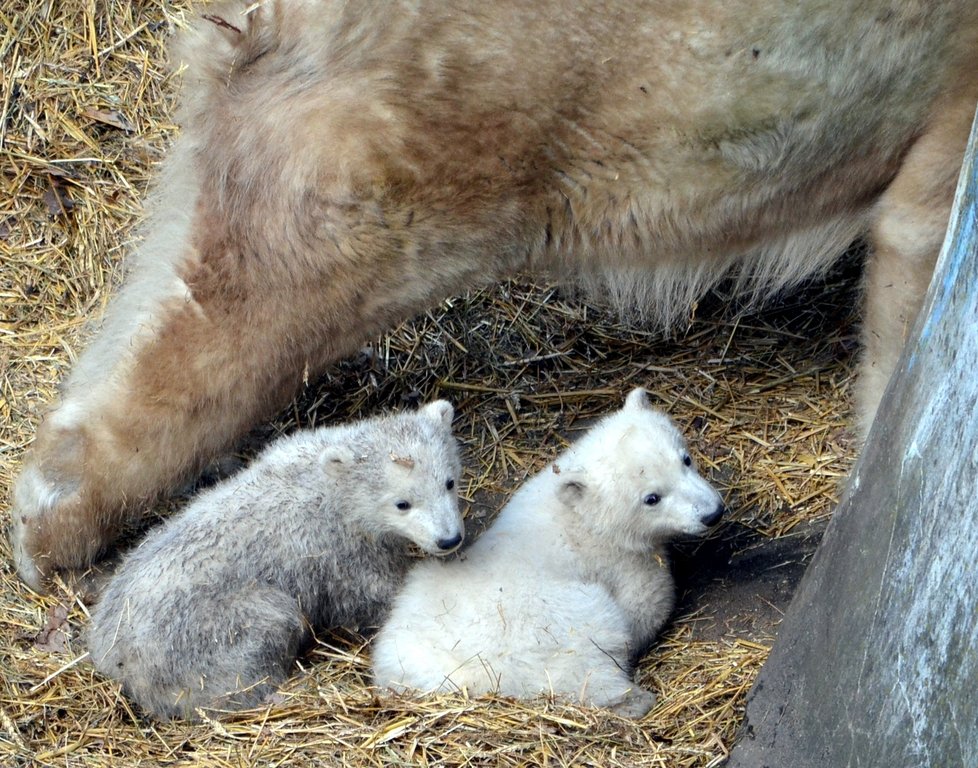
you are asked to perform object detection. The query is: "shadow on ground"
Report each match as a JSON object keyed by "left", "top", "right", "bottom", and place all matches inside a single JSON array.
[{"left": 672, "top": 520, "right": 827, "bottom": 642}]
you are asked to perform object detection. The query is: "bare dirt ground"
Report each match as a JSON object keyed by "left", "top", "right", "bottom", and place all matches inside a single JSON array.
[{"left": 673, "top": 519, "right": 825, "bottom": 643}]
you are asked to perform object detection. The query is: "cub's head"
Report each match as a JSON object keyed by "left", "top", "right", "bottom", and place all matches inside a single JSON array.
[
  {"left": 556, "top": 388, "right": 725, "bottom": 550},
  {"left": 320, "top": 400, "right": 465, "bottom": 555}
]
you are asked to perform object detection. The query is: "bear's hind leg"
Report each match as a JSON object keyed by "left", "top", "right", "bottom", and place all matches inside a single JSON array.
[
  {"left": 858, "top": 82, "right": 978, "bottom": 437},
  {"left": 117, "top": 587, "right": 310, "bottom": 720}
]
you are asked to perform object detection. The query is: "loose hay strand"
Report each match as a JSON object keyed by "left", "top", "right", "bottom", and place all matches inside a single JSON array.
[{"left": 0, "top": 1, "right": 856, "bottom": 766}]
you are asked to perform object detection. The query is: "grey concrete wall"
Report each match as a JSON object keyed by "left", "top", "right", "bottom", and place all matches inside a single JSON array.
[{"left": 727, "top": 108, "right": 978, "bottom": 768}]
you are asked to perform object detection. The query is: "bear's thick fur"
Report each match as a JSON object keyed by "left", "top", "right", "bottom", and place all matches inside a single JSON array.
[
  {"left": 10, "top": 0, "right": 978, "bottom": 590},
  {"left": 87, "top": 401, "right": 463, "bottom": 720},
  {"left": 372, "top": 389, "right": 724, "bottom": 717}
]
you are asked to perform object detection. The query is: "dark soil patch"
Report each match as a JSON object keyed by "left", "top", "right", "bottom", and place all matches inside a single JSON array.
[{"left": 672, "top": 520, "right": 827, "bottom": 642}]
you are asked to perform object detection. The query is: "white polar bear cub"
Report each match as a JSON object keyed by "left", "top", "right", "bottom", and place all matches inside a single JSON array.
[{"left": 372, "top": 388, "right": 725, "bottom": 717}]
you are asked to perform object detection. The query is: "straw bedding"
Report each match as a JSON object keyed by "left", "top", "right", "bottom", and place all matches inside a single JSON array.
[{"left": 0, "top": 2, "right": 856, "bottom": 765}]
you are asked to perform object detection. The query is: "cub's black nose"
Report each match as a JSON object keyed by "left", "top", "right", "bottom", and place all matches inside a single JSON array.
[
  {"left": 701, "top": 503, "right": 725, "bottom": 528},
  {"left": 436, "top": 533, "right": 463, "bottom": 552}
]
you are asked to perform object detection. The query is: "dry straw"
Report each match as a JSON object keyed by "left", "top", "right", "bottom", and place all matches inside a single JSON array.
[{"left": 0, "top": 2, "right": 856, "bottom": 765}]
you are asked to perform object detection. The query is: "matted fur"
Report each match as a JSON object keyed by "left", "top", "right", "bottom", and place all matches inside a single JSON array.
[
  {"left": 373, "top": 389, "right": 725, "bottom": 717},
  {"left": 87, "top": 401, "right": 463, "bottom": 720},
  {"left": 9, "top": 0, "right": 978, "bottom": 590}
]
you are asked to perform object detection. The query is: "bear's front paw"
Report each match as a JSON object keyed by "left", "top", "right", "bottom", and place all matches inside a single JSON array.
[
  {"left": 10, "top": 522, "right": 46, "bottom": 592},
  {"left": 10, "top": 462, "right": 93, "bottom": 592},
  {"left": 608, "top": 687, "right": 657, "bottom": 719}
]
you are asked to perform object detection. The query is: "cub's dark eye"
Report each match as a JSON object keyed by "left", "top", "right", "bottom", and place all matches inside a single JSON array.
[
  {"left": 446, "top": 478, "right": 455, "bottom": 491},
  {"left": 395, "top": 500, "right": 412, "bottom": 511},
  {"left": 683, "top": 454, "right": 692, "bottom": 467},
  {"left": 643, "top": 493, "right": 661, "bottom": 506}
]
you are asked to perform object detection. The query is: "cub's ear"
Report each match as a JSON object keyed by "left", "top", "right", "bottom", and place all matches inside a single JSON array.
[
  {"left": 556, "top": 474, "right": 588, "bottom": 508},
  {"left": 624, "top": 388, "right": 652, "bottom": 411},
  {"left": 422, "top": 399, "right": 454, "bottom": 427},
  {"left": 320, "top": 445, "right": 355, "bottom": 477}
]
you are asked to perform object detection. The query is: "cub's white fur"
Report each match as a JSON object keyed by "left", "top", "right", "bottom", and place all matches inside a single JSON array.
[
  {"left": 88, "top": 401, "right": 463, "bottom": 720},
  {"left": 372, "top": 389, "right": 724, "bottom": 717}
]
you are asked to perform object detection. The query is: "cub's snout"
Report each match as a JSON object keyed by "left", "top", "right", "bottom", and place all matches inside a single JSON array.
[
  {"left": 701, "top": 503, "right": 726, "bottom": 528},
  {"left": 435, "top": 531, "right": 464, "bottom": 554}
]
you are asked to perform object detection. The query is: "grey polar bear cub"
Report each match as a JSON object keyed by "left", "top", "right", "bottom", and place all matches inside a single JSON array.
[
  {"left": 88, "top": 400, "right": 464, "bottom": 720},
  {"left": 373, "top": 389, "right": 725, "bottom": 717}
]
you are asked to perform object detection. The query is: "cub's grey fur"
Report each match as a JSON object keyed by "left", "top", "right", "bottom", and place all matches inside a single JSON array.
[{"left": 88, "top": 401, "right": 463, "bottom": 720}]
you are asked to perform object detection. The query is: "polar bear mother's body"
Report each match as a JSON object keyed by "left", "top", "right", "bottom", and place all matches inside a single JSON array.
[{"left": 10, "top": 0, "right": 978, "bottom": 590}]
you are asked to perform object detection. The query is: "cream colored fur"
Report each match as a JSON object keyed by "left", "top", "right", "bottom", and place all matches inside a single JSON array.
[
  {"left": 372, "top": 389, "right": 725, "bottom": 716},
  {"left": 10, "top": 0, "right": 978, "bottom": 590}
]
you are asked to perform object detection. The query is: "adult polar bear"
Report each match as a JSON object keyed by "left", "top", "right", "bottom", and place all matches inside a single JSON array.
[{"left": 11, "top": 0, "right": 978, "bottom": 590}]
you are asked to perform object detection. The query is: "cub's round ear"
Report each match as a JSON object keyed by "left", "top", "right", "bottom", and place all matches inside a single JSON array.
[
  {"left": 624, "top": 388, "right": 652, "bottom": 411},
  {"left": 422, "top": 399, "right": 454, "bottom": 427},
  {"left": 320, "top": 445, "right": 355, "bottom": 476},
  {"left": 556, "top": 475, "right": 588, "bottom": 508}
]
